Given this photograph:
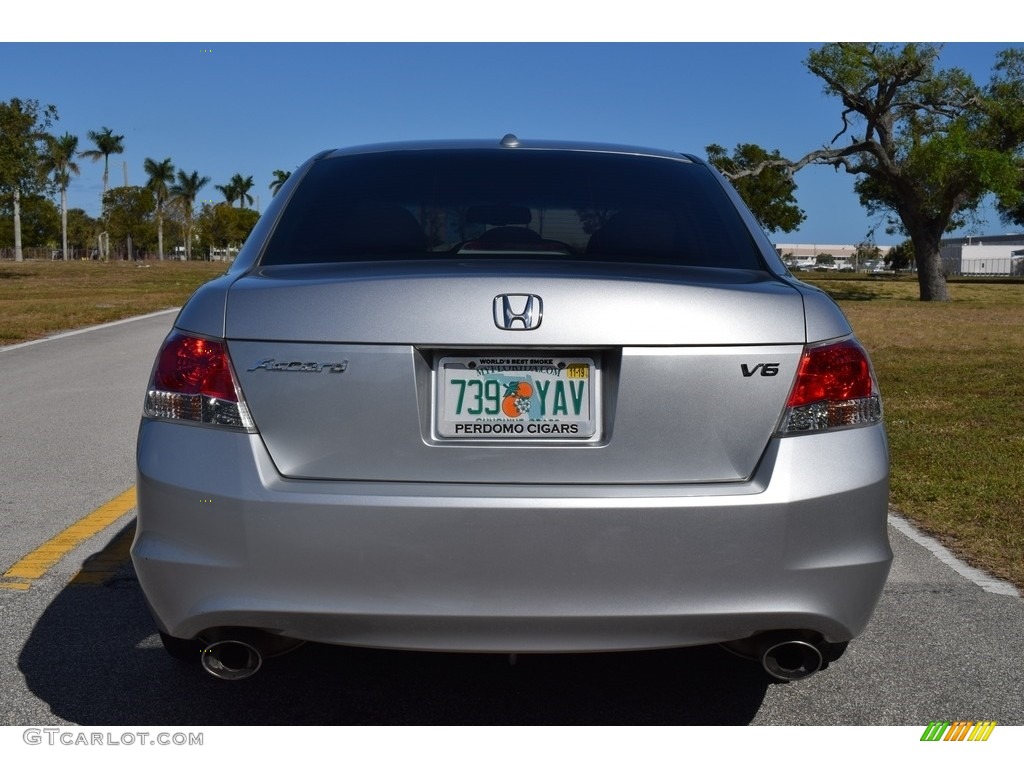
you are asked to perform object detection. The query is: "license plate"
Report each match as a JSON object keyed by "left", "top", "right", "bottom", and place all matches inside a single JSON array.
[{"left": 436, "top": 356, "right": 597, "bottom": 439}]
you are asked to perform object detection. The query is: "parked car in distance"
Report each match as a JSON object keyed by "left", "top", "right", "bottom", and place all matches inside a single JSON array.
[{"left": 133, "top": 136, "right": 891, "bottom": 682}]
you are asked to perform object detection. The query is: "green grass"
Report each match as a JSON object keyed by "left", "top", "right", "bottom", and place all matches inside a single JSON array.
[
  {"left": 804, "top": 276, "right": 1024, "bottom": 589},
  {"left": 0, "top": 259, "right": 227, "bottom": 343},
  {"left": 4, "top": 260, "right": 1023, "bottom": 589}
]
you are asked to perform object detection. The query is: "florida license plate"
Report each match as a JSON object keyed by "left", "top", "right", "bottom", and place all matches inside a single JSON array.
[{"left": 436, "top": 356, "right": 597, "bottom": 439}]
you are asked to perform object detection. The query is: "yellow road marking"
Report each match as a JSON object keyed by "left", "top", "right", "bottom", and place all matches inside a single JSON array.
[
  {"left": 69, "top": 519, "right": 137, "bottom": 586},
  {"left": 0, "top": 487, "right": 136, "bottom": 590}
]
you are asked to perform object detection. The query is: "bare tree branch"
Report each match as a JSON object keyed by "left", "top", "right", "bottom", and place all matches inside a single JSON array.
[
  {"left": 831, "top": 108, "right": 856, "bottom": 145},
  {"left": 719, "top": 142, "right": 876, "bottom": 181}
]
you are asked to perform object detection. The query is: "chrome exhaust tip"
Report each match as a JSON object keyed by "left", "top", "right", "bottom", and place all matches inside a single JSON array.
[
  {"left": 760, "top": 639, "right": 823, "bottom": 682},
  {"left": 200, "top": 639, "right": 263, "bottom": 681}
]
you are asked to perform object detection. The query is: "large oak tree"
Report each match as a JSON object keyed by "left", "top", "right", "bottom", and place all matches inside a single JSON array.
[{"left": 723, "top": 44, "right": 1024, "bottom": 301}]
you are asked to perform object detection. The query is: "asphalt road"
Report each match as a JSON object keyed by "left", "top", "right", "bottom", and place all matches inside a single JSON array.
[{"left": 1, "top": 312, "right": 1022, "bottom": 725}]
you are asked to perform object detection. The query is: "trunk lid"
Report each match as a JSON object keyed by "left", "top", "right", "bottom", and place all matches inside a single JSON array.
[{"left": 227, "top": 262, "right": 805, "bottom": 484}]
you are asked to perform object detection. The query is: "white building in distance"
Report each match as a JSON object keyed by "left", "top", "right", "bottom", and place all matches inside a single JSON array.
[{"left": 940, "top": 234, "right": 1024, "bottom": 276}]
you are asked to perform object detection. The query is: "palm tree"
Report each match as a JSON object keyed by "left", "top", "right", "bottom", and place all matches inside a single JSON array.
[
  {"left": 171, "top": 169, "right": 209, "bottom": 261},
  {"left": 79, "top": 126, "right": 124, "bottom": 202},
  {"left": 215, "top": 179, "right": 239, "bottom": 207},
  {"left": 80, "top": 127, "right": 124, "bottom": 259},
  {"left": 269, "top": 169, "right": 291, "bottom": 197},
  {"left": 232, "top": 173, "right": 255, "bottom": 209},
  {"left": 144, "top": 157, "right": 175, "bottom": 261},
  {"left": 216, "top": 173, "right": 255, "bottom": 209},
  {"left": 40, "top": 132, "right": 80, "bottom": 261}
]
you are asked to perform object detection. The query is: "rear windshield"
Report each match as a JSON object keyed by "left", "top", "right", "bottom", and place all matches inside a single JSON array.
[{"left": 261, "top": 149, "right": 763, "bottom": 270}]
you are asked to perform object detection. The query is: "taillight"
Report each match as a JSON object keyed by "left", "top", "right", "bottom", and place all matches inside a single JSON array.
[
  {"left": 777, "top": 338, "right": 882, "bottom": 434},
  {"left": 144, "top": 332, "right": 255, "bottom": 431}
]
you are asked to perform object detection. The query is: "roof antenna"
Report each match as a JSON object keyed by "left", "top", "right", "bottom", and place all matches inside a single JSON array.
[{"left": 500, "top": 134, "right": 520, "bottom": 147}]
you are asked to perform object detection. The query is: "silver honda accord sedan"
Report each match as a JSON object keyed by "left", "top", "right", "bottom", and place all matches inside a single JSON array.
[{"left": 132, "top": 137, "right": 891, "bottom": 681}]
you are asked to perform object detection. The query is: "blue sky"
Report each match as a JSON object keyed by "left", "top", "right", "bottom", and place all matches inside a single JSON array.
[{"left": 3, "top": 40, "right": 1018, "bottom": 246}]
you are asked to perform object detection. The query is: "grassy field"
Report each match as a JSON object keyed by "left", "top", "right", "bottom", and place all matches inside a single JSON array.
[
  {"left": 3, "top": 260, "right": 1022, "bottom": 589},
  {"left": 0, "top": 260, "right": 227, "bottom": 344}
]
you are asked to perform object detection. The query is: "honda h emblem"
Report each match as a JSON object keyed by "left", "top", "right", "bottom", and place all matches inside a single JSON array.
[{"left": 493, "top": 294, "right": 543, "bottom": 331}]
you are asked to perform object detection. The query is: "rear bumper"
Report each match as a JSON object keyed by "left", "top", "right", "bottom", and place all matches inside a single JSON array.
[{"left": 132, "top": 420, "right": 891, "bottom": 652}]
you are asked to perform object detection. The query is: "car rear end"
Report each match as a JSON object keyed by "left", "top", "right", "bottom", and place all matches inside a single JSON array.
[{"left": 133, "top": 140, "right": 891, "bottom": 679}]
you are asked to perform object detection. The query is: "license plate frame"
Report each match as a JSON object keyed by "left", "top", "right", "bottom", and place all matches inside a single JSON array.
[{"left": 435, "top": 355, "right": 598, "bottom": 440}]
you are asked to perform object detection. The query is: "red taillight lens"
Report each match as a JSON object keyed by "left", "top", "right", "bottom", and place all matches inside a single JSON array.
[
  {"left": 778, "top": 339, "right": 881, "bottom": 434},
  {"left": 153, "top": 334, "right": 237, "bottom": 400},
  {"left": 145, "top": 332, "right": 254, "bottom": 431},
  {"left": 786, "top": 339, "right": 874, "bottom": 407}
]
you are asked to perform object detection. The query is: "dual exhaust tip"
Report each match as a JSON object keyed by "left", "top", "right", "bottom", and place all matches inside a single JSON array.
[
  {"left": 759, "top": 637, "right": 823, "bottom": 682},
  {"left": 201, "top": 639, "right": 263, "bottom": 681},
  {"left": 197, "top": 631, "right": 826, "bottom": 682},
  {"left": 721, "top": 631, "right": 829, "bottom": 682},
  {"left": 198, "top": 630, "right": 304, "bottom": 680}
]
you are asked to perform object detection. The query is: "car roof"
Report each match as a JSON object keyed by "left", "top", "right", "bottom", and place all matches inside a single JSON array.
[{"left": 321, "top": 136, "right": 698, "bottom": 164}]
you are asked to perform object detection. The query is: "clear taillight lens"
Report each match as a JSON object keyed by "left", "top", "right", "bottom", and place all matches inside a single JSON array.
[
  {"left": 144, "top": 332, "right": 255, "bottom": 431},
  {"left": 777, "top": 338, "right": 882, "bottom": 434}
]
